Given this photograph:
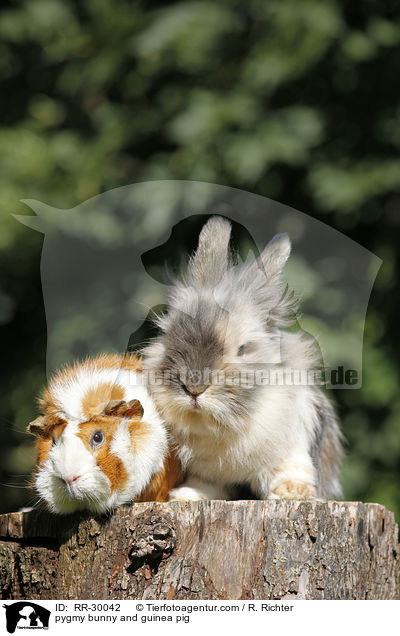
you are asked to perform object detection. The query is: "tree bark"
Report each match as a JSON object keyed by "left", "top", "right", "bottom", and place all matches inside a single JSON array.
[{"left": 0, "top": 500, "right": 398, "bottom": 600}]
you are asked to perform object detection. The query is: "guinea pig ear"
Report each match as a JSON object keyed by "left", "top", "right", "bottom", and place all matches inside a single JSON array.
[
  {"left": 188, "top": 216, "right": 232, "bottom": 287},
  {"left": 103, "top": 399, "right": 144, "bottom": 419},
  {"left": 124, "top": 399, "right": 144, "bottom": 419},
  {"left": 27, "top": 416, "right": 46, "bottom": 436}
]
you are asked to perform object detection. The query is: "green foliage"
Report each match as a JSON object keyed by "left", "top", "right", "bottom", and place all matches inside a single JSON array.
[{"left": 0, "top": 0, "right": 399, "bottom": 518}]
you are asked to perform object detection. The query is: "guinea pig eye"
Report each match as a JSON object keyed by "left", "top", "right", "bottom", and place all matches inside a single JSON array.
[
  {"left": 90, "top": 430, "right": 105, "bottom": 449},
  {"left": 237, "top": 344, "right": 247, "bottom": 356}
]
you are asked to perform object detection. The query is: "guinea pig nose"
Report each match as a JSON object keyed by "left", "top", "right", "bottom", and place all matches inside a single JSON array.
[{"left": 63, "top": 475, "right": 80, "bottom": 486}]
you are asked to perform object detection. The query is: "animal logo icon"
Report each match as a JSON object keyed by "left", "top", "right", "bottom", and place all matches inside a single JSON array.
[{"left": 3, "top": 602, "right": 50, "bottom": 633}]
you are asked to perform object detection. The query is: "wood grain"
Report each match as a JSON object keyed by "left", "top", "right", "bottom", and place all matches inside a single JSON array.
[{"left": 0, "top": 500, "right": 398, "bottom": 600}]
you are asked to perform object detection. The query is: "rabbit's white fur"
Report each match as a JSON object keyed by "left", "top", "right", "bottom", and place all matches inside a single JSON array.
[{"left": 143, "top": 217, "right": 343, "bottom": 501}]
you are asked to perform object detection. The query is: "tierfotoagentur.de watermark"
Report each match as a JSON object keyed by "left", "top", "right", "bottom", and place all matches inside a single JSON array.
[{"left": 131, "top": 365, "right": 359, "bottom": 388}]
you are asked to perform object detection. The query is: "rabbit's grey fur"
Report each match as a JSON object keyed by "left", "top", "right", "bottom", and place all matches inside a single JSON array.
[{"left": 143, "top": 216, "right": 343, "bottom": 501}]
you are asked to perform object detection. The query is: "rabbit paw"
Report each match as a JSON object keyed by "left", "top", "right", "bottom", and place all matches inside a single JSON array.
[
  {"left": 168, "top": 486, "right": 208, "bottom": 501},
  {"left": 270, "top": 479, "right": 316, "bottom": 500}
]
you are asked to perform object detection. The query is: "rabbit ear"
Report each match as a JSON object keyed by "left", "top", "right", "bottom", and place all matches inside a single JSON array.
[
  {"left": 188, "top": 216, "right": 232, "bottom": 286},
  {"left": 242, "top": 233, "right": 295, "bottom": 326},
  {"left": 261, "top": 233, "right": 291, "bottom": 274},
  {"left": 249, "top": 233, "right": 291, "bottom": 281}
]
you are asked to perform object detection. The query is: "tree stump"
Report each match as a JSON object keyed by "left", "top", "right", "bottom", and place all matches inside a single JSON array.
[{"left": 0, "top": 500, "right": 398, "bottom": 600}]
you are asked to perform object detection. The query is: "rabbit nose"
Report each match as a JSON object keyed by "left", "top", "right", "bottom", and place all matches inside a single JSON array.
[{"left": 181, "top": 383, "right": 209, "bottom": 397}]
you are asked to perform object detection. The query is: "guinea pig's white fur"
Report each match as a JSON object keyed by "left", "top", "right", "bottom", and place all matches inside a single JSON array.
[{"left": 30, "top": 354, "right": 173, "bottom": 514}]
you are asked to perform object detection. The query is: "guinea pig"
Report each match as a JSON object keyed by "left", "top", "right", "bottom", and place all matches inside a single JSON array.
[{"left": 28, "top": 353, "right": 183, "bottom": 514}]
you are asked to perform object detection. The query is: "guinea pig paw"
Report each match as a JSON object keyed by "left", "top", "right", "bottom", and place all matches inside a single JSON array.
[{"left": 270, "top": 480, "right": 316, "bottom": 500}]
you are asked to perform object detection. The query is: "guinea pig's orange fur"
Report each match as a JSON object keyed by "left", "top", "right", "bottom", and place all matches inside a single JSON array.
[
  {"left": 36, "top": 437, "right": 52, "bottom": 466},
  {"left": 137, "top": 449, "right": 184, "bottom": 502},
  {"left": 35, "top": 419, "right": 67, "bottom": 465}
]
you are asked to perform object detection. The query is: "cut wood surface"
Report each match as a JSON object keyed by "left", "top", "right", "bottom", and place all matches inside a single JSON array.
[{"left": 0, "top": 500, "right": 398, "bottom": 600}]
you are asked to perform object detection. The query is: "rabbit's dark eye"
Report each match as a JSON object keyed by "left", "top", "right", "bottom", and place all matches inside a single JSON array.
[
  {"left": 90, "top": 430, "right": 105, "bottom": 449},
  {"left": 237, "top": 344, "right": 247, "bottom": 356}
]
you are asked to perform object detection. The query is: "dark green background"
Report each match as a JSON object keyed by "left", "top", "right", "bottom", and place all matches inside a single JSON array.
[{"left": 0, "top": 0, "right": 399, "bottom": 518}]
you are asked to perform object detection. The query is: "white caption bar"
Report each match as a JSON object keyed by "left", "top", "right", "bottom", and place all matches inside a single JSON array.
[{"left": 1, "top": 600, "right": 398, "bottom": 635}]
